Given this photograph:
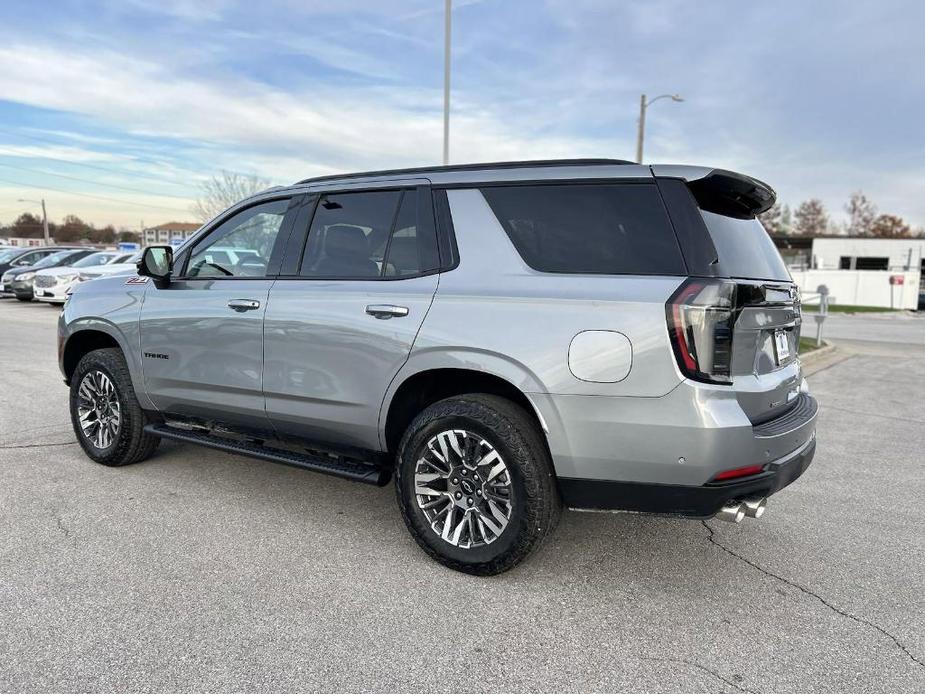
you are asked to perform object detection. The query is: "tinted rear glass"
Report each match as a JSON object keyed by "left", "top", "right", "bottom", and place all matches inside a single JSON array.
[
  {"left": 700, "top": 211, "right": 791, "bottom": 281},
  {"left": 481, "top": 183, "right": 685, "bottom": 275}
]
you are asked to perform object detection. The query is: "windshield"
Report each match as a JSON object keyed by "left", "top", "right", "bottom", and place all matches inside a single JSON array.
[
  {"left": 0, "top": 249, "right": 23, "bottom": 263},
  {"left": 32, "top": 251, "right": 77, "bottom": 269},
  {"left": 700, "top": 211, "right": 791, "bottom": 282},
  {"left": 72, "top": 252, "right": 116, "bottom": 268}
]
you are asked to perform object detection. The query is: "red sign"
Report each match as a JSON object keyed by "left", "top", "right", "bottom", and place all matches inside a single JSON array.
[{"left": 889, "top": 275, "right": 904, "bottom": 285}]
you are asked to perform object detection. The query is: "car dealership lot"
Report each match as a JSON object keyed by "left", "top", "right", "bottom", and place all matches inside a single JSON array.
[{"left": 1, "top": 300, "right": 923, "bottom": 693}]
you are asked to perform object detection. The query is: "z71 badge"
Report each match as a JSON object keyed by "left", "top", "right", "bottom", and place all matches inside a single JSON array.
[{"left": 125, "top": 276, "right": 150, "bottom": 285}]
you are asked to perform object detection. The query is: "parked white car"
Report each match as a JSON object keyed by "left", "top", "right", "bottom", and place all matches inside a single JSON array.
[
  {"left": 74, "top": 252, "right": 144, "bottom": 282},
  {"left": 34, "top": 251, "right": 135, "bottom": 304}
]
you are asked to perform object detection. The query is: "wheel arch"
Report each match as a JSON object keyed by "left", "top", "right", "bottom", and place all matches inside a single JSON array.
[{"left": 380, "top": 356, "right": 552, "bottom": 460}]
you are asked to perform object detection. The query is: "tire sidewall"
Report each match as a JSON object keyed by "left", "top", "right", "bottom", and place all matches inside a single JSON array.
[
  {"left": 396, "top": 401, "right": 536, "bottom": 568},
  {"left": 70, "top": 351, "right": 136, "bottom": 464}
]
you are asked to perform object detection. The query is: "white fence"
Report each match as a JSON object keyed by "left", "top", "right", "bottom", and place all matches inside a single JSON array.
[{"left": 790, "top": 269, "right": 920, "bottom": 310}]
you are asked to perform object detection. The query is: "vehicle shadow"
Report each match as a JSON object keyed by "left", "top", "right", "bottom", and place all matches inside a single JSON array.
[{"left": 137, "top": 439, "right": 731, "bottom": 590}]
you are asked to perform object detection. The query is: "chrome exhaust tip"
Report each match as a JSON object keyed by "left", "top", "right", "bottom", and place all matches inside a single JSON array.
[
  {"left": 715, "top": 502, "right": 746, "bottom": 524},
  {"left": 742, "top": 497, "right": 767, "bottom": 519}
]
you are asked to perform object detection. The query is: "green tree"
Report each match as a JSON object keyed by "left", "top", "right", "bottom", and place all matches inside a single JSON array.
[
  {"left": 56, "top": 215, "right": 93, "bottom": 242},
  {"left": 10, "top": 212, "right": 44, "bottom": 238}
]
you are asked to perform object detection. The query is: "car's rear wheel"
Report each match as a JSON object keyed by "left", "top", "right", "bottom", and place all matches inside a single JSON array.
[
  {"left": 69, "top": 348, "right": 160, "bottom": 466},
  {"left": 395, "top": 394, "right": 561, "bottom": 575}
]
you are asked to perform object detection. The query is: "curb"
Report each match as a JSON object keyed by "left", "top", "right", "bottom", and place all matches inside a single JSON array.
[{"left": 799, "top": 340, "right": 835, "bottom": 366}]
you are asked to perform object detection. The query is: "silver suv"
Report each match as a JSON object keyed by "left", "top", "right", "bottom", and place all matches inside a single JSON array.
[{"left": 59, "top": 159, "right": 817, "bottom": 574}]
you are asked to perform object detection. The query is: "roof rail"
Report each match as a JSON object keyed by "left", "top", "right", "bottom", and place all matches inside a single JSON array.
[{"left": 295, "top": 158, "right": 633, "bottom": 185}]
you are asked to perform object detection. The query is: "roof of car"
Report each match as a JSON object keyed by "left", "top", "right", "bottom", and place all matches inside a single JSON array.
[{"left": 295, "top": 159, "right": 637, "bottom": 186}]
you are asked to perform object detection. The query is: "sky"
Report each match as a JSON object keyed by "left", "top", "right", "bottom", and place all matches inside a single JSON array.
[{"left": 0, "top": 0, "right": 923, "bottom": 230}]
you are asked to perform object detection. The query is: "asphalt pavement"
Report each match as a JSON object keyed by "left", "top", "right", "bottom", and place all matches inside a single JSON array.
[{"left": 1, "top": 299, "right": 924, "bottom": 693}]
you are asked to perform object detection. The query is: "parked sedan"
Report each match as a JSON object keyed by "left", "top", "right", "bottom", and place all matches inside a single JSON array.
[
  {"left": 0, "top": 246, "right": 77, "bottom": 277},
  {"left": 74, "top": 251, "right": 143, "bottom": 283},
  {"left": 34, "top": 251, "right": 134, "bottom": 304},
  {"left": 1, "top": 248, "right": 96, "bottom": 301}
]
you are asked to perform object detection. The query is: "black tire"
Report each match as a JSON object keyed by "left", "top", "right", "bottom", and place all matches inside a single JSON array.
[
  {"left": 15, "top": 294, "right": 31, "bottom": 302},
  {"left": 395, "top": 394, "right": 561, "bottom": 575},
  {"left": 69, "top": 348, "right": 160, "bottom": 466}
]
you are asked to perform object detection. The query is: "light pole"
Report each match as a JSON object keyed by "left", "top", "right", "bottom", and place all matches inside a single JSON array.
[
  {"left": 17, "top": 198, "right": 50, "bottom": 244},
  {"left": 442, "top": 0, "right": 452, "bottom": 165},
  {"left": 635, "top": 93, "right": 683, "bottom": 164}
]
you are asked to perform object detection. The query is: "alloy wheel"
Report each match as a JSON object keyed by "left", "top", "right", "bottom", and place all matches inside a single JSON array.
[
  {"left": 76, "top": 370, "right": 122, "bottom": 449},
  {"left": 414, "top": 429, "right": 514, "bottom": 548}
]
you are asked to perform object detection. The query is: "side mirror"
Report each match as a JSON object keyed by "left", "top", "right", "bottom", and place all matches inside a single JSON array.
[{"left": 138, "top": 246, "right": 173, "bottom": 284}]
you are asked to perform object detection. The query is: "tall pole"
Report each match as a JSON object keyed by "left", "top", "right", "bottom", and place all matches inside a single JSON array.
[
  {"left": 442, "top": 0, "right": 452, "bottom": 166},
  {"left": 635, "top": 94, "right": 646, "bottom": 164},
  {"left": 40, "top": 198, "right": 50, "bottom": 244}
]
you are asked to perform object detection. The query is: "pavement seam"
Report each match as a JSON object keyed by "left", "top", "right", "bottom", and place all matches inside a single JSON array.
[
  {"left": 701, "top": 521, "right": 925, "bottom": 672},
  {"left": 640, "top": 656, "right": 761, "bottom": 693},
  {"left": 0, "top": 440, "right": 77, "bottom": 449},
  {"left": 818, "top": 404, "right": 925, "bottom": 426}
]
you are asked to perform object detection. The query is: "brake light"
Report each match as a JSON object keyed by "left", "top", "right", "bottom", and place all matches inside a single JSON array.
[
  {"left": 712, "top": 464, "right": 765, "bottom": 481},
  {"left": 666, "top": 279, "right": 736, "bottom": 385}
]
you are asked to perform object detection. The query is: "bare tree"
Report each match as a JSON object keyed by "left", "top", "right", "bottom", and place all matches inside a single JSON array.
[
  {"left": 758, "top": 202, "right": 788, "bottom": 235},
  {"left": 192, "top": 171, "right": 272, "bottom": 222},
  {"left": 792, "top": 199, "right": 829, "bottom": 237},
  {"left": 845, "top": 191, "right": 877, "bottom": 236}
]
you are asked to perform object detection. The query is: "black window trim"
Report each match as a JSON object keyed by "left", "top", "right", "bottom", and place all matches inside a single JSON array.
[
  {"left": 173, "top": 194, "right": 302, "bottom": 281},
  {"left": 476, "top": 179, "right": 689, "bottom": 278},
  {"left": 431, "top": 188, "right": 459, "bottom": 273},
  {"left": 276, "top": 184, "right": 445, "bottom": 282}
]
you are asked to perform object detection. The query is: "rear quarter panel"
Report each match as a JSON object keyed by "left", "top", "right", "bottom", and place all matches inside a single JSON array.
[{"left": 407, "top": 188, "right": 685, "bottom": 398}]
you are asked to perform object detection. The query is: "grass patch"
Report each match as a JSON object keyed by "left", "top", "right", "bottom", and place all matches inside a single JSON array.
[
  {"left": 798, "top": 337, "right": 821, "bottom": 353},
  {"left": 802, "top": 303, "right": 900, "bottom": 313}
]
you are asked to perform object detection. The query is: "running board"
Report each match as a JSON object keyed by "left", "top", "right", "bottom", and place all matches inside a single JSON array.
[{"left": 144, "top": 424, "right": 389, "bottom": 486}]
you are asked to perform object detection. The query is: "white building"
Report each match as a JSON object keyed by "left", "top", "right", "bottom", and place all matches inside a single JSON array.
[
  {"left": 810, "top": 237, "right": 925, "bottom": 272},
  {"left": 773, "top": 236, "right": 924, "bottom": 310},
  {"left": 142, "top": 222, "right": 200, "bottom": 247}
]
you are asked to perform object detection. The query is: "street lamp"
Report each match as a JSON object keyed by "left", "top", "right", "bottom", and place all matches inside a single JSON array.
[
  {"left": 442, "top": 0, "right": 452, "bottom": 165},
  {"left": 17, "top": 198, "right": 50, "bottom": 244},
  {"left": 635, "top": 93, "right": 684, "bottom": 164}
]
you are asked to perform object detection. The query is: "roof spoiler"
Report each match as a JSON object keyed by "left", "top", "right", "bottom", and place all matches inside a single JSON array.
[{"left": 684, "top": 169, "right": 776, "bottom": 219}]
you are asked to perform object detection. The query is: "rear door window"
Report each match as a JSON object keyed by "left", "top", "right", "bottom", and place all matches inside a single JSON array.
[
  {"left": 700, "top": 211, "right": 791, "bottom": 281},
  {"left": 299, "top": 189, "right": 438, "bottom": 279},
  {"left": 480, "top": 183, "right": 685, "bottom": 275}
]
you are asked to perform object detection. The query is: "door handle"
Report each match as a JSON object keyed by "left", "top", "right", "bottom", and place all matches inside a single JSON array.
[
  {"left": 365, "top": 304, "right": 409, "bottom": 319},
  {"left": 227, "top": 299, "right": 261, "bottom": 312}
]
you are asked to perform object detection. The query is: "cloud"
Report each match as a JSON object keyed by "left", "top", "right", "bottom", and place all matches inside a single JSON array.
[{"left": 0, "top": 43, "right": 615, "bottom": 181}]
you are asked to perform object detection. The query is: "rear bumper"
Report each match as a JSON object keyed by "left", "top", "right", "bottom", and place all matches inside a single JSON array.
[{"left": 559, "top": 433, "right": 815, "bottom": 517}]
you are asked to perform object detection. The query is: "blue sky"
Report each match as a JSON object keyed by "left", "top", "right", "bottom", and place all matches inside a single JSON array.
[{"left": 0, "top": 0, "right": 922, "bottom": 229}]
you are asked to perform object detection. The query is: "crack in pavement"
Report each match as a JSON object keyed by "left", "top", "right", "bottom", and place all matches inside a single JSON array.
[
  {"left": 0, "top": 440, "right": 77, "bottom": 449},
  {"left": 640, "top": 656, "right": 760, "bottom": 693},
  {"left": 53, "top": 510, "right": 78, "bottom": 548},
  {"left": 818, "top": 404, "right": 925, "bottom": 426},
  {"left": 702, "top": 521, "right": 925, "bottom": 672}
]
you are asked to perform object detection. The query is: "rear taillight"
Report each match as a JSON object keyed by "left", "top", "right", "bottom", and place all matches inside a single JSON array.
[{"left": 666, "top": 279, "right": 736, "bottom": 385}]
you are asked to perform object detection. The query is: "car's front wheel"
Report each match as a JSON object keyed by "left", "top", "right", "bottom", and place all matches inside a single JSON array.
[
  {"left": 69, "top": 348, "right": 160, "bottom": 466},
  {"left": 395, "top": 394, "right": 561, "bottom": 575}
]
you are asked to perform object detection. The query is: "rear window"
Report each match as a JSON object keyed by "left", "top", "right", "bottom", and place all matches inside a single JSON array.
[
  {"left": 481, "top": 183, "right": 685, "bottom": 275},
  {"left": 701, "top": 211, "right": 791, "bottom": 281}
]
